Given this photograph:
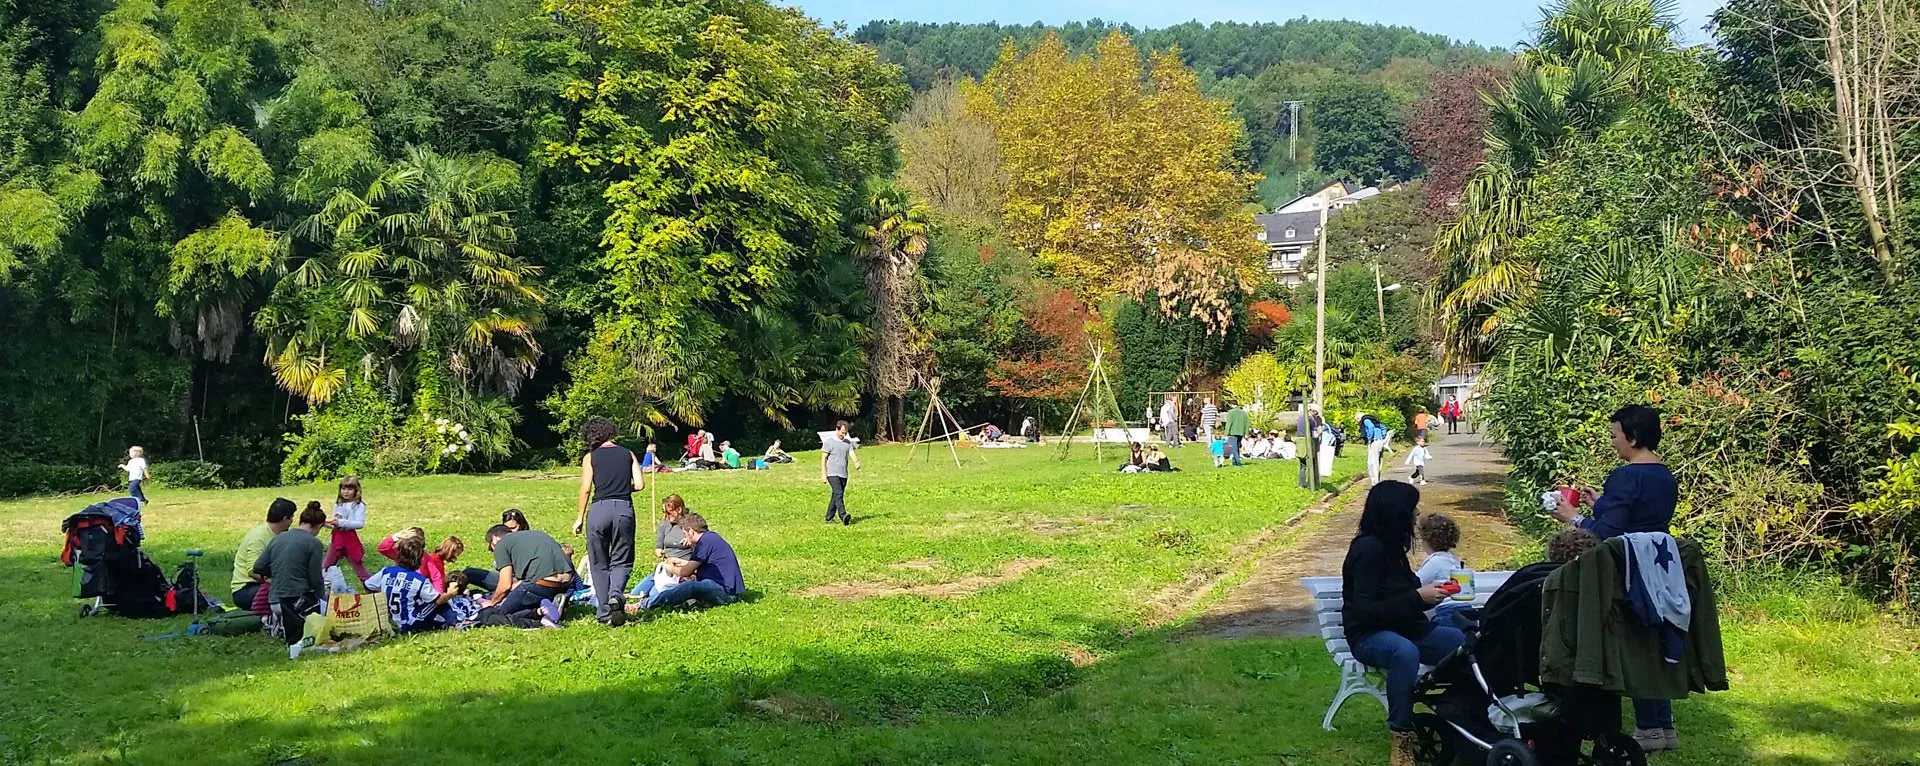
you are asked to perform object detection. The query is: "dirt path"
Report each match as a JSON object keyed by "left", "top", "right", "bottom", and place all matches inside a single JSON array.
[{"left": 1188, "top": 436, "right": 1522, "bottom": 639}]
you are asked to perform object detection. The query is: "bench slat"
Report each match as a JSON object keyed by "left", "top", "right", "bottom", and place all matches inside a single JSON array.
[{"left": 1315, "top": 597, "right": 1343, "bottom": 612}]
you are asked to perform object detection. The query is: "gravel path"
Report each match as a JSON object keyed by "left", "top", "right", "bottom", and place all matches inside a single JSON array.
[{"left": 1188, "top": 435, "right": 1522, "bottom": 639}]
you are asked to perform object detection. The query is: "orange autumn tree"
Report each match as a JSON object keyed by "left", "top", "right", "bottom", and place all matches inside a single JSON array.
[
  {"left": 989, "top": 287, "right": 1091, "bottom": 404},
  {"left": 965, "top": 32, "right": 1264, "bottom": 333}
]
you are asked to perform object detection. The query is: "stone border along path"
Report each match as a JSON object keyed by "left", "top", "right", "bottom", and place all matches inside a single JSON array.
[{"left": 1185, "top": 437, "right": 1523, "bottom": 639}]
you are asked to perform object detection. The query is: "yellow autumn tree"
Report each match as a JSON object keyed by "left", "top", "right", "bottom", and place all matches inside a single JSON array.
[{"left": 966, "top": 31, "right": 1264, "bottom": 332}]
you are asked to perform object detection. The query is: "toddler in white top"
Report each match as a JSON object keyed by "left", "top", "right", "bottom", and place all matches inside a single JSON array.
[
  {"left": 1405, "top": 438, "right": 1432, "bottom": 485},
  {"left": 1415, "top": 513, "right": 1474, "bottom": 630},
  {"left": 119, "top": 446, "right": 149, "bottom": 505}
]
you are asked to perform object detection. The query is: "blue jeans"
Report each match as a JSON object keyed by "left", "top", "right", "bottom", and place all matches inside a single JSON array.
[
  {"left": 642, "top": 578, "right": 734, "bottom": 610},
  {"left": 128, "top": 479, "right": 146, "bottom": 504},
  {"left": 1226, "top": 435, "right": 1243, "bottom": 466},
  {"left": 1633, "top": 698, "right": 1673, "bottom": 729},
  {"left": 1351, "top": 626, "right": 1466, "bottom": 731}
]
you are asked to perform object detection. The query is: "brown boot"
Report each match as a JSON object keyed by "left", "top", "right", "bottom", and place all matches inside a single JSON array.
[{"left": 1390, "top": 731, "right": 1417, "bottom": 766}]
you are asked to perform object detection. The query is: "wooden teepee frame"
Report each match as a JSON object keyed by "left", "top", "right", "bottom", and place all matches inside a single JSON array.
[
  {"left": 905, "top": 372, "right": 971, "bottom": 468},
  {"left": 1054, "top": 341, "right": 1127, "bottom": 462}
]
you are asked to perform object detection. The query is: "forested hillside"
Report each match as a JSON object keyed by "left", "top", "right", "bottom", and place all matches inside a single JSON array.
[{"left": 856, "top": 19, "right": 1506, "bottom": 201}]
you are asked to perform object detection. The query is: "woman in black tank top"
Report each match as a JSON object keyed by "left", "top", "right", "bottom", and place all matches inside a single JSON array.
[{"left": 572, "top": 418, "right": 644, "bottom": 626}]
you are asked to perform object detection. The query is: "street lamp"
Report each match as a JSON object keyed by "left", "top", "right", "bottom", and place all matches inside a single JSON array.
[{"left": 1373, "top": 264, "right": 1401, "bottom": 335}]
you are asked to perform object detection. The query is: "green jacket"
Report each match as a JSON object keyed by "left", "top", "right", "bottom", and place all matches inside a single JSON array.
[
  {"left": 1223, "top": 407, "right": 1250, "bottom": 437},
  {"left": 1541, "top": 537, "right": 1728, "bottom": 699}
]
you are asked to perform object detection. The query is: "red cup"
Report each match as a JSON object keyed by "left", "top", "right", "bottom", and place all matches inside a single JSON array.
[{"left": 1558, "top": 487, "right": 1581, "bottom": 509}]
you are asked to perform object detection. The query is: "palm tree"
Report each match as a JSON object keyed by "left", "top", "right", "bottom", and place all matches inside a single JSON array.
[
  {"left": 1430, "top": 0, "right": 1676, "bottom": 364},
  {"left": 851, "top": 182, "right": 932, "bottom": 442},
  {"left": 259, "top": 146, "right": 543, "bottom": 408}
]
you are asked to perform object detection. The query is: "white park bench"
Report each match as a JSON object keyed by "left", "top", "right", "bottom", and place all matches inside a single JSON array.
[{"left": 1299, "top": 570, "right": 1514, "bottom": 730}]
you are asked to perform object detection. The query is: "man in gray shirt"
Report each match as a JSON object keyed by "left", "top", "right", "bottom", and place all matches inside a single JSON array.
[{"left": 821, "top": 419, "right": 862, "bottom": 525}]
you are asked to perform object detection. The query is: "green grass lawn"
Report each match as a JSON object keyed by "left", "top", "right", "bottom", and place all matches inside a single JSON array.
[{"left": 1, "top": 444, "right": 1916, "bottom": 765}]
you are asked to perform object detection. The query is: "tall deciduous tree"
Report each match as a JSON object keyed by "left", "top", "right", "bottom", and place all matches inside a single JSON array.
[
  {"left": 967, "top": 31, "right": 1263, "bottom": 332},
  {"left": 894, "top": 79, "right": 1004, "bottom": 226},
  {"left": 1309, "top": 78, "right": 1418, "bottom": 184},
  {"left": 1406, "top": 65, "right": 1505, "bottom": 218},
  {"left": 540, "top": 0, "right": 906, "bottom": 433}
]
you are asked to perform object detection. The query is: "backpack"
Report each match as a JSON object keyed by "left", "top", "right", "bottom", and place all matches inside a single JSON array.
[{"left": 165, "top": 561, "right": 216, "bottom": 615}]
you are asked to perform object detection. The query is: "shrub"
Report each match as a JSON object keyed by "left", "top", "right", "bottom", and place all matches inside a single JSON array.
[
  {"left": 0, "top": 464, "right": 113, "bottom": 498},
  {"left": 148, "top": 460, "right": 227, "bottom": 489}
]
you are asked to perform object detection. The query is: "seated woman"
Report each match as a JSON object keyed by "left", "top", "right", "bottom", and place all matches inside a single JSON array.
[
  {"left": 1342, "top": 481, "right": 1463, "bottom": 766},
  {"left": 1118, "top": 442, "right": 1147, "bottom": 473},
  {"left": 1144, "top": 446, "right": 1178, "bottom": 472},
  {"left": 764, "top": 440, "right": 794, "bottom": 464},
  {"left": 983, "top": 423, "right": 1005, "bottom": 442},
  {"left": 1245, "top": 433, "right": 1272, "bottom": 459}
]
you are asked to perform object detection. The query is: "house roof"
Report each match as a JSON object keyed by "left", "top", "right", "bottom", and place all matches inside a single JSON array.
[{"left": 1254, "top": 210, "right": 1322, "bottom": 246}]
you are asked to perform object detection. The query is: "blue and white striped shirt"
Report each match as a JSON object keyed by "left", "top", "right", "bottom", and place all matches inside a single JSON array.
[{"left": 366, "top": 565, "right": 440, "bottom": 632}]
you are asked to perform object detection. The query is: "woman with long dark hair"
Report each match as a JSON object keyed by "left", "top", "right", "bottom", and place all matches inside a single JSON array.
[
  {"left": 570, "top": 417, "right": 643, "bottom": 627},
  {"left": 1342, "top": 481, "right": 1461, "bottom": 766}
]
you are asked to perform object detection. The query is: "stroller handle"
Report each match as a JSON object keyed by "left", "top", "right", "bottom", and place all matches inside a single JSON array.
[{"left": 186, "top": 549, "right": 204, "bottom": 557}]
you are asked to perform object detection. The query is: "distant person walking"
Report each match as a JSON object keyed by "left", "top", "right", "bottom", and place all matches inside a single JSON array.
[
  {"left": 571, "top": 417, "right": 643, "bottom": 627},
  {"left": 822, "top": 420, "right": 862, "bottom": 525},
  {"left": 1223, "top": 401, "right": 1250, "bottom": 467},
  {"left": 118, "top": 446, "right": 149, "bottom": 506},
  {"left": 1441, "top": 395, "right": 1462, "bottom": 435},
  {"left": 1298, "top": 405, "right": 1325, "bottom": 488},
  {"left": 1359, "top": 413, "right": 1390, "bottom": 486},
  {"left": 1200, "top": 397, "right": 1219, "bottom": 444},
  {"left": 1160, "top": 395, "right": 1181, "bottom": 448}
]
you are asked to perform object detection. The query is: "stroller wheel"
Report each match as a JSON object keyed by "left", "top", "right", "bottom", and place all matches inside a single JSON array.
[
  {"left": 1486, "top": 739, "right": 1539, "bottom": 766},
  {"left": 1580, "top": 733, "right": 1647, "bottom": 766},
  {"left": 1412, "top": 713, "right": 1458, "bottom": 766}
]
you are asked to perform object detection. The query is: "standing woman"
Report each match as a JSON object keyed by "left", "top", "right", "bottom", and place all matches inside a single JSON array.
[
  {"left": 571, "top": 417, "right": 643, "bottom": 627},
  {"left": 1342, "top": 481, "right": 1460, "bottom": 766}
]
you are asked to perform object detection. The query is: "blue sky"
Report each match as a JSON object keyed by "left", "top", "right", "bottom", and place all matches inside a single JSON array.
[{"left": 787, "top": 0, "right": 1727, "bottom": 48}]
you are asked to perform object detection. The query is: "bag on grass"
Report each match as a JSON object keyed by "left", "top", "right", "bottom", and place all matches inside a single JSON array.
[
  {"left": 323, "top": 592, "right": 395, "bottom": 641},
  {"left": 323, "top": 565, "right": 351, "bottom": 594},
  {"left": 204, "top": 609, "right": 265, "bottom": 636}
]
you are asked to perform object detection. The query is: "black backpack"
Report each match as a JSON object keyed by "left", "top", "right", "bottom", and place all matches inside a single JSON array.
[{"left": 166, "top": 561, "right": 216, "bottom": 615}]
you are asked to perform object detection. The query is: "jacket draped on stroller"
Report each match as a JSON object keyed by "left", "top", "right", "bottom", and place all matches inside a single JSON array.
[
  {"left": 1410, "top": 536, "right": 1725, "bottom": 766},
  {"left": 61, "top": 497, "right": 172, "bottom": 618}
]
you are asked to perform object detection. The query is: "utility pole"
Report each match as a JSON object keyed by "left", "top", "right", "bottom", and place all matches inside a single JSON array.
[
  {"left": 1285, "top": 100, "right": 1303, "bottom": 163},
  {"left": 1314, "top": 200, "right": 1328, "bottom": 412},
  {"left": 1285, "top": 100, "right": 1304, "bottom": 199},
  {"left": 1374, "top": 264, "right": 1387, "bottom": 336}
]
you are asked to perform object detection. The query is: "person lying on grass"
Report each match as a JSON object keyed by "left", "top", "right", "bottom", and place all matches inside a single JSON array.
[{"left": 630, "top": 512, "right": 742, "bottom": 612}]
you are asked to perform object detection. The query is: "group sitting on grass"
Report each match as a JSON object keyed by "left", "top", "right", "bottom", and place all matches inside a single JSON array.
[
  {"left": 227, "top": 420, "right": 749, "bottom": 657},
  {"left": 1117, "top": 442, "right": 1179, "bottom": 473}
]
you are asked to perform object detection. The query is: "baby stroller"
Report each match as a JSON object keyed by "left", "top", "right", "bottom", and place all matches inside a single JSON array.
[
  {"left": 61, "top": 497, "right": 173, "bottom": 618},
  {"left": 1408, "top": 561, "right": 1647, "bottom": 766}
]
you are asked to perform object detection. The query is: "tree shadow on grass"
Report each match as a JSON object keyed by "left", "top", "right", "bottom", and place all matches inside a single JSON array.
[
  {"left": 1719, "top": 698, "right": 1920, "bottom": 765},
  {"left": 67, "top": 633, "right": 1393, "bottom": 766}
]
